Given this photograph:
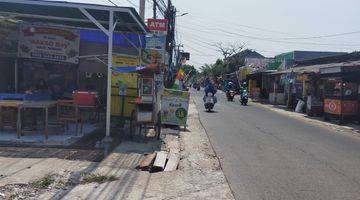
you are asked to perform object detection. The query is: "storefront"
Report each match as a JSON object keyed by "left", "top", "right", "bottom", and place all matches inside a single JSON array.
[
  {"left": 320, "top": 63, "right": 360, "bottom": 123},
  {"left": 0, "top": 0, "right": 149, "bottom": 141}
]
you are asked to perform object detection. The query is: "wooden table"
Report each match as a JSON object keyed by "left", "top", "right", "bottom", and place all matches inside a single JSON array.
[
  {"left": 0, "top": 100, "right": 23, "bottom": 136},
  {"left": 20, "top": 101, "right": 58, "bottom": 139}
]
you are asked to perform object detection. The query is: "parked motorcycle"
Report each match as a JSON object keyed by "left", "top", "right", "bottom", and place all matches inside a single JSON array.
[
  {"left": 204, "top": 93, "right": 215, "bottom": 112},
  {"left": 240, "top": 90, "right": 248, "bottom": 106},
  {"left": 226, "top": 90, "right": 236, "bottom": 101}
]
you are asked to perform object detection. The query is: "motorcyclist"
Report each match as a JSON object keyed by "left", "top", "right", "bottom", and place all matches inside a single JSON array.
[
  {"left": 203, "top": 78, "right": 217, "bottom": 104},
  {"left": 224, "top": 80, "right": 235, "bottom": 92}
]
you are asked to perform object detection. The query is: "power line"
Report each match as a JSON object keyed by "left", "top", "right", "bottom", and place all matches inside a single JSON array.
[
  {"left": 106, "top": 0, "right": 118, "bottom": 6},
  {"left": 123, "top": 0, "right": 138, "bottom": 7},
  {"left": 179, "top": 24, "right": 360, "bottom": 47},
  {"left": 181, "top": 13, "right": 360, "bottom": 45}
]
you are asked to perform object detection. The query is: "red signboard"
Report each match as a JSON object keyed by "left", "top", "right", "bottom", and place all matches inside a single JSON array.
[
  {"left": 324, "top": 99, "right": 358, "bottom": 115},
  {"left": 324, "top": 99, "right": 341, "bottom": 115},
  {"left": 147, "top": 19, "right": 168, "bottom": 32}
]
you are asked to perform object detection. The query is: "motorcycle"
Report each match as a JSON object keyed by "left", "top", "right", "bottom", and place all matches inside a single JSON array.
[
  {"left": 240, "top": 91, "right": 248, "bottom": 106},
  {"left": 226, "top": 90, "right": 236, "bottom": 101},
  {"left": 204, "top": 92, "right": 215, "bottom": 112}
]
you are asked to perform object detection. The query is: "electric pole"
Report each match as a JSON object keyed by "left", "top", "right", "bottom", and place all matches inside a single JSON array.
[
  {"left": 153, "top": 0, "right": 157, "bottom": 19},
  {"left": 139, "top": 0, "right": 145, "bottom": 21}
]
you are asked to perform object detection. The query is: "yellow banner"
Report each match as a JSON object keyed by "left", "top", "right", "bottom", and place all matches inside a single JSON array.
[
  {"left": 112, "top": 55, "right": 139, "bottom": 67},
  {"left": 111, "top": 72, "right": 137, "bottom": 88}
]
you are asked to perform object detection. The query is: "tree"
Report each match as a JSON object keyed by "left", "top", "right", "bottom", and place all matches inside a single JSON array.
[
  {"left": 214, "top": 42, "right": 247, "bottom": 63},
  {"left": 213, "top": 42, "right": 247, "bottom": 75}
]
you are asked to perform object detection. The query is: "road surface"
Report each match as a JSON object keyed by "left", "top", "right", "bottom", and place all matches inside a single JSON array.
[{"left": 192, "top": 90, "right": 360, "bottom": 200}]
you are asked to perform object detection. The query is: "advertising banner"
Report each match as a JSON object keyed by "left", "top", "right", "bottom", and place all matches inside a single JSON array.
[
  {"left": 161, "top": 89, "right": 190, "bottom": 126},
  {"left": 18, "top": 25, "right": 80, "bottom": 63},
  {"left": 113, "top": 55, "right": 139, "bottom": 67},
  {"left": 0, "top": 19, "right": 18, "bottom": 57},
  {"left": 111, "top": 55, "right": 139, "bottom": 88},
  {"left": 111, "top": 55, "right": 139, "bottom": 117},
  {"left": 145, "top": 35, "right": 166, "bottom": 50}
]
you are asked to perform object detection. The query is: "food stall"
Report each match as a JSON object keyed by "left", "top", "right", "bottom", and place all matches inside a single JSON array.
[
  {"left": 0, "top": 0, "right": 149, "bottom": 142},
  {"left": 130, "top": 69, "right": 161, "bottom": 138},
  {"left": 323, "top": 77, "right": 358, "bottom": 123}
]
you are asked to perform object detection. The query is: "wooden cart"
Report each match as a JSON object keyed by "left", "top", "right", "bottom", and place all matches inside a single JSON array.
[
  {"left": 323, "top": 78, "right": 358, "bottom": 124},
  {"left": 129, "top": 73, "right": 161, "bottom": 139}
]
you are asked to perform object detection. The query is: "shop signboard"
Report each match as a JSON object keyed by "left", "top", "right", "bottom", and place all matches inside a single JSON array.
[
  {"left": 147, "top": 19, "right": 168, "bottom": 33},
  {"left": 161, "top": 89, "right": 190, "bottom": 126},
  {"left": 145, "top": 35, "right": 166, "bottom": 50},
  {"left": 18, "top": 25, "right": 80, "bottom": 63},
  {"left": 0, "top": 19, "right": 18, "bottom": 57}
]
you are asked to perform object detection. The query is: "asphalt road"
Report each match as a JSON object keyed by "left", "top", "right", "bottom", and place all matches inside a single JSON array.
[{"left": 192, "top": 90, "right": 360, "bottom": 200}]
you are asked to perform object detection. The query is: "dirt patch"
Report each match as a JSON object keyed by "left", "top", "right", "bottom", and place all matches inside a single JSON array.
[
  {"left": 0, "top": 172, "right": 75, "bottom": 200},
  {"left": 81, "top": 173, "right": 118, "bottom": 185}
]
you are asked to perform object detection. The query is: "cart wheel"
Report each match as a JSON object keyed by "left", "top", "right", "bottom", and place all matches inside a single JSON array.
[{"left": 156, "top": 111, "right": 162, "bottom": 140}]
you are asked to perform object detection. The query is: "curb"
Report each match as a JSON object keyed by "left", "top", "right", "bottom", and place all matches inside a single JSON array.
[{"left": 190, "top": 97, "right": 236, "bottom": 200}]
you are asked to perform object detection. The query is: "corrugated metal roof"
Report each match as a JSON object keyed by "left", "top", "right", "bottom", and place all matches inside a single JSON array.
[
  {"left": 0, "top": 0, "right": 149, "bottom": 33},
  {"left": 271, "top": 60, "right": 360, "bottom": 75}
]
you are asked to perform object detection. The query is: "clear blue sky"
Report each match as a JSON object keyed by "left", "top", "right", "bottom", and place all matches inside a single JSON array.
[{"left": 50, "top": 0, "right": 360, "bottom": 68}]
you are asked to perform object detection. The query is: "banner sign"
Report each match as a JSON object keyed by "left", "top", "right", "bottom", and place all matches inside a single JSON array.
[
  {"left": 111, "top": 55, "right": 139, "bottom": 87},
  {"left": 161, "top": 89, "right": 190, "bottom": 126},
  {"left": 324, "top": 99, "right": 358, "bottom": 115},
  {"left": 0, "top": 20, "right": 18, "bottom": 57},
  {"left": 113, "top": 55, "right": 139, "bottom": 67},
  {"left": 147, "top": 19, "right": 168, "bottom": 32},
  {"left": 18, "top": 25, "right": 80, "bottom": 63},
  {"left": 145, "top": 35, "right": 166, "bottom": 50}
]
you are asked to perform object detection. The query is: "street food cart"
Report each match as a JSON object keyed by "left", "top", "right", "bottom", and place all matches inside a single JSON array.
[
  {"left": 323, "top": 77, "right": 358, "bottom": 123},
  {"left": 130, "top": 71, "right": 161, "bottom": 138}
]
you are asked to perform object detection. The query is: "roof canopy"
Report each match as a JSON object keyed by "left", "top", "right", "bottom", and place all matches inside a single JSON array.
[
  {"left": 271, "top": 60, "right": 360, "bottom": 75},
  {"left": 0, "top": 0, "right": 149, "bottom": 33}
]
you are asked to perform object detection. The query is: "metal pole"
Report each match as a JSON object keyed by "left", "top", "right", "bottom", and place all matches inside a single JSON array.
[
  {"left": 14, "top": 59, "right": 18, "bottom": 92},
  {"left": 139, "top": 0, "right": 145, "bottom": 21},
  {"left": 153, "top": 0, "right": 157, "bottom": 19},
  {"left": 105, "top": 10, "right": 114, "bottom": 139}
]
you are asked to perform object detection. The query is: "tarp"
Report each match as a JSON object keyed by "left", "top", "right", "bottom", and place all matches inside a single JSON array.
[
  {"left": 80, "top": 29, "right": 145, "bottom": 48},
  {"left": 113, "top": 66, "right": 146, "bottom": 73}
]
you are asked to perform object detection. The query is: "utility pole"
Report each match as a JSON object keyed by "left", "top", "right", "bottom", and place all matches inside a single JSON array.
[
  {"left": 139, "top": 0, "right": 145, "bottom": 21},
  {"left": 153, "top": 0, "right": 157, "bottom": 19}
]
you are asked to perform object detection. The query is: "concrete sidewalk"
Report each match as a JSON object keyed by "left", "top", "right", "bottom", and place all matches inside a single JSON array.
[
  {"left": 60, "top": 99, "right": 233, "bottom": 200},
  {"left": 59, "top": 99, "right": 234, "bottom": 200},
  {"left": 0, "top": 98, "right": 234, "bottom": 200}
]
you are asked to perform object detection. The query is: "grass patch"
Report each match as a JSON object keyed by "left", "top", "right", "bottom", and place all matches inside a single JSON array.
[
  {"left": 81, "top": 173, "right": 118, "bottom": 184},
  {"left": 32, "top": 174, "right": 55, "bottom": 189}
]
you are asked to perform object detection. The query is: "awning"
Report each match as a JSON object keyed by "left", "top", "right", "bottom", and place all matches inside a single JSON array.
[
  {"left": 0, "top": 0, "right": 149, "bottom": 33},
  {"left": 271, "top": 60, "right": 360, "bottom": 75}
]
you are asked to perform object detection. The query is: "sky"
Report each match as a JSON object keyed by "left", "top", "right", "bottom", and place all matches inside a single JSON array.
[{"left": 49, "top": 0, "right": 360, "bottom": 68}]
